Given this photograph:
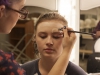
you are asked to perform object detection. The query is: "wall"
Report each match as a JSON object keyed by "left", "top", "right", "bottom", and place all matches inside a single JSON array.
[
  {"left": 80, "top": 0, "right": 100, "bottom": 10},
  {"left": 25, "top": 0, "right": 57, "bottom": 10}
]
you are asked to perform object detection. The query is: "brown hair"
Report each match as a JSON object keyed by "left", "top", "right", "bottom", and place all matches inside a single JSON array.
[{"left": 34, "top": 12, "right": 68, "bottom": 33}]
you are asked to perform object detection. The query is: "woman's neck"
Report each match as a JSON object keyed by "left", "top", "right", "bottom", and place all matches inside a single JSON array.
[{"left": 39, "top": 57, "right": 58, "bottom": 75}]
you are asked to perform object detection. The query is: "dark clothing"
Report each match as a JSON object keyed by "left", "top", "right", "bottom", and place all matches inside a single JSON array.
[
  {"left": 92, "top": 21, "right": 100, "bottom": 40},
  {"left": 21, "top": 59, "right": 87, "bottom": 75},
  {"left": 0, "top": 50, "right": 26, "bottom": 75}
]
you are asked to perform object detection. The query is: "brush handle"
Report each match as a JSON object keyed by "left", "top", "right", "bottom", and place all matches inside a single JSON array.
[{"left": 68, "top": 30, "right": 96, "bottom": 35}]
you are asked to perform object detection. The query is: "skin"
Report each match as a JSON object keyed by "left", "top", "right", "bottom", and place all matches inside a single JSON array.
[
  {"left": 0, "top": 0, "right": 25, "bottom": 33},
  {"left": 36, "top": 20, "right": 63, "bottom": 59},
  {"left": 35, "top": 20, "right": 76, "bottom": 75},
  {"left": 96, "top": 31, "right": 100, "bottom": 39}
]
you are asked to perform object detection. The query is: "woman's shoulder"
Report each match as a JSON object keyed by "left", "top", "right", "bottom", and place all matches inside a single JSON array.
[
  {"left": 21, "top": 59, "right": 39, "bottom": 74},
  {"left": 66, "top": 61, "right": 87, "bottom": 75},
  {"left": 21, "top": 59, "right": 39, "bottom": 68}
]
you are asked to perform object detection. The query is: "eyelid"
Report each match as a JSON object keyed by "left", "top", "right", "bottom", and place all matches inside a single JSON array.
[
  {"left": 39, "top": 34, "right": 47, "bottom": 38},
  {"left": 53, "top": 33, "right": 64, "bottom": 38},
  {"left": 53, "top": 36, "right": 61, "bottom": 39},
  {"left": 53, "top": 32, "right": 63, "bottom": 35},
  {"left": 39, "top": 33, "right": 46, "bottom": 36}
]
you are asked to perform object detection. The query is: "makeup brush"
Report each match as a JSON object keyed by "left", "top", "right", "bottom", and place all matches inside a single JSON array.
[
  {"left": 68, "top": 30, "right": 96, "bottom": 35},
  {"left": 58, "top": 26, "right": 96, "bottom": 35}
]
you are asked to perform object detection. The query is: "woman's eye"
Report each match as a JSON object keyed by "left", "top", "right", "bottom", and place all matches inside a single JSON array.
[
  {"left": 53, "top": 36, "right": 60, "bottom": 39},
  {"left": 40, "top": 36, "right": 46, "bottom": 39},
  {"left": 53, "top": 34, "right": 63, "bottom": 39}
]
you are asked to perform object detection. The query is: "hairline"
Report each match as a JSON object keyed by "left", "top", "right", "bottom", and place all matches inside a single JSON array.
[{"left": 34, "top": 19, "right": 68, "bottom": 35}]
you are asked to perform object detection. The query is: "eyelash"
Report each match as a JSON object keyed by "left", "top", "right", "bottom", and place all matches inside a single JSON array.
[
  {"left": 40, "top": 36, "right": 46, "bottom": 39},
  {"left": 53, "top": 36, "right": 60, "bottom": 39},
  {"left": 40, "top": 36, "right": 60, "bottom": 39}
]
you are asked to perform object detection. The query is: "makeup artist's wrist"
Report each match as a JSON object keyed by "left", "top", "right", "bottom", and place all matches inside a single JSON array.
[{"left": 63, "top": 48, "right": 72, "bottom": 55}]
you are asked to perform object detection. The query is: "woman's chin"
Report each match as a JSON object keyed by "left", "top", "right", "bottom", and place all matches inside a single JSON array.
[{"left": 0, "top": 30, "right": 11, "bottom": 34}]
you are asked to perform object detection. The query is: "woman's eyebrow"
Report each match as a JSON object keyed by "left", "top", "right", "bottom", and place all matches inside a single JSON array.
[
  {"left": 52, "top": 32, "right": 59, "bottom": 33},
  {"left": 38, "top": 32, "right": 47, "bottom": 34}
]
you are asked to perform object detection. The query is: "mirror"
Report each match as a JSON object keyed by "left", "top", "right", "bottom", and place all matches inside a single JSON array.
[{"left": 79, "top": 5, "right": 100, "bottom": 73}]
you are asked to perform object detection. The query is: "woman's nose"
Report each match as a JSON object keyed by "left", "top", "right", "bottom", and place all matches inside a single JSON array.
[{"left": 46, "top": 37, "right": 53, "bottom": 46}]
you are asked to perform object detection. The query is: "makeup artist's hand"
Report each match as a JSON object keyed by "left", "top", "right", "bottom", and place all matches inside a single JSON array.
[
  {"left": 96, "top": 31, "right": 100, "bottom": 39},
  {"left": 62, "top": 27, "right": 76, "bottom": 53}
]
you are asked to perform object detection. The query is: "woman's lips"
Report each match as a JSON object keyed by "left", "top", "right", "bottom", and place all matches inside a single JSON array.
[{"left": 44, "top": 49, "right": 54, "bottom": 53}]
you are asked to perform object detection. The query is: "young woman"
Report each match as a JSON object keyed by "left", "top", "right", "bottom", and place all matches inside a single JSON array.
[{"left": 22, "top": 12, "right": 87, "bottom": 75}]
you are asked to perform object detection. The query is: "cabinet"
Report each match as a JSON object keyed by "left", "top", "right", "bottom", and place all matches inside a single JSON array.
[{"left": 9, "top": 20, "right": 34, "bottom": 59}]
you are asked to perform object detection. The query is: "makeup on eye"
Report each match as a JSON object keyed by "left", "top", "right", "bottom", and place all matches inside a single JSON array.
[
  {"left": 52, "top": 35, "right": 62, "bottom": 39},
  {"left": 52, "top": 32, "right": 63, "bottom": 36},
  {"left": 52, "top": 32, "right": 63, "bottom": 39},
  {"left": 53, "top": 34, "right": 63, "bottom": 39},
  {"left": 39, "top": 34, "right": 47, "bottom": 39}
]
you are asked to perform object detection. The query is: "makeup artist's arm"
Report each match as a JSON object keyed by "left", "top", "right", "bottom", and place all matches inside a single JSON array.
[
  {"left": 48, "top": 28, "right": 76, "bottom": 75},
  {"left": 95, "top": 31, "right": 100, "bottom": 39},
  {"left": 92, "top": 21, "right": 100, "bottom": 40}
]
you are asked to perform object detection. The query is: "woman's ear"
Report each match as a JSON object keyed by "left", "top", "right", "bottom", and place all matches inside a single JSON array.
[
  {"left": 0, "top": 5, "right": 5, "bottom": 18},
  {"left": 32, "top": 35, "right": 36, "bottom": 42}
]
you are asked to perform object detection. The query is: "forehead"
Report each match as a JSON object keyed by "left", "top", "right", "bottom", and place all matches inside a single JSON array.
[{"left": 36, "top": 20, "right": 64, "bottom": 33}]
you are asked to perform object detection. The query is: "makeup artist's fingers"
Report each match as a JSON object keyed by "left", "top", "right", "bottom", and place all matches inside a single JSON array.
[
  {"left": 62, "top": 27, "right": 76, "bottom": 51},
  {"left": 58, "top": 26, "right": 76, "bottom": 42},
  {"left": 63, "top": 27, "right": 76, "bottom": 39},
  {"left": 62, "top": 27, "right": 70, "bottom": 49},
  {"left": 67, "top": 28, "right": 76, "bottom": 41},
  {"left": 63, "top": 26, "right": 69, "bottom": 38}
]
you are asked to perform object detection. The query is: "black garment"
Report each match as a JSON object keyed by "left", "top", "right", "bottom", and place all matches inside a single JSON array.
[
  {"left": 87, "top": 53, "right": 100, "bottom": 73},
  {"left": 21, "top": 59, "right": 87, "bottom": 75}
]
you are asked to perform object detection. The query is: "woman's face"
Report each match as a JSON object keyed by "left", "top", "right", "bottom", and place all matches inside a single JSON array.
[
  {"left": 36, "top": 20, "right": 64, "bottom": 59},
  {"left": 0, "top": 0, "right": 26, "bottom": 33}
]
